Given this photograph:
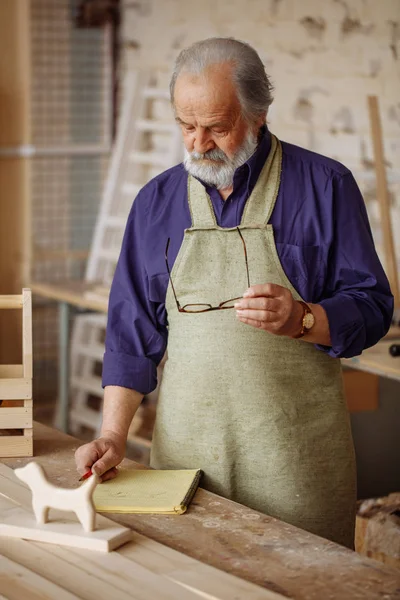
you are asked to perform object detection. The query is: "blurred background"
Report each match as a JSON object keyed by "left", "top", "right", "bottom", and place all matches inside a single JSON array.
[{"left": 0, "top": 0, "right": 399, "bottom": 505}]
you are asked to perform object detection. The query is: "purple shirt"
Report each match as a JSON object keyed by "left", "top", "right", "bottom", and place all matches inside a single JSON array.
[{"left": 102, "top": 127, "right": 393, "bottom": 394}]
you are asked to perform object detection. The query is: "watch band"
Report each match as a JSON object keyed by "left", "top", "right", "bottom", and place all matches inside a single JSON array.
[{"left": 293, "top": 301, "right": 313, "bottom": 339}]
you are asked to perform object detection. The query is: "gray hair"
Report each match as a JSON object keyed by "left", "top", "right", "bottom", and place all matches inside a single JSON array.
[{"left": 170, "top": 38, "right": 274, "bottom": 122}]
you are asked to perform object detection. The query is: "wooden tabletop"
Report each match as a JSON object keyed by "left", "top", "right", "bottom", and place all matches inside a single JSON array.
[
  {"left": 2, "top": 422, "right": 399, "bottom": 600},
  {"left": 30, "top": 280, "right": 109, "bottom": 313},
  {"left": 344, "top": 337, "right": 400, "bottom": 382}
]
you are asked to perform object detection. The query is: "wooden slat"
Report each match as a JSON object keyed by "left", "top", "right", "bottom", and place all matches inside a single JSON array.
[
  {"left": 0, "top": 406, "right": 32, "bottom": 428},
  {"left": 3, "top": 424, "right": 400, "bottom": 600},
  {"left": 0, "top": 378, "right": 32, "bottom": 400},
  {"left": 0, "top": 554, "right": 78, "bottom": 600},
  {"left": 29, "top": 280, "right": 109, "bottom": 313},
  {"left": 0, "top": 364, "right": 23, "bottom": 377},
  {"left": 0, "top": 295, "right": 23, "bottom": 309},
  {"left": 0, "top": 0, "right": 32, "bottom": 363},
  {"left": 367, "top": 96, "right": 400, "bottom": 308},
  {"left": 0, "top": 435, "right": 32, "bottom": 457},
  {"left": 22, "top": 288, "right": 32, "bottom": 379},
  {"left": 0, "top": 463, "right": 283, "bottom": 600},
  {"left": 0, "top": 537, "right": 208, "bottom": 600}
]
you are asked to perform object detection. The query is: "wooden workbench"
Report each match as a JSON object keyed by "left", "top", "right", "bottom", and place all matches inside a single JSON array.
[
  {"left": 344, "top": 338, "right": 400, "bottom": 383},
  {"left": 1, "top": 423, "right": 399, "bottom": 600},
  {"left": 30, "top": 280, "right": 108, "bottom": 314}
]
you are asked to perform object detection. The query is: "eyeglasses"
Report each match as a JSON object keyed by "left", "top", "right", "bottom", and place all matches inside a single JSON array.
[{"left": 165, "top": 227, "right": 250, "bottom": 313}]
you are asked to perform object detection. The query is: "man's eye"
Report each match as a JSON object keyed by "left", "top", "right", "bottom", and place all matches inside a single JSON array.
[
  {"left": 212, "top": 129, "right": 226, "bottom": 135},
  {"left": 183, "top": 125, "right": 195, "bottom": 132}
]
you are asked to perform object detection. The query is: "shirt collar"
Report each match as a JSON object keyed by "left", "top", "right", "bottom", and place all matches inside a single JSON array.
[{"left": 236, "top": 125, "right": 271, "bottom": 195}]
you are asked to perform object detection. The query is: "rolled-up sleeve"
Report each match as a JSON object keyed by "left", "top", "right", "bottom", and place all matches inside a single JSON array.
[
  {"left": 102, "top": 192, "right": 168, "bottom": 394},
  {"left": 316, "top": 172, "right": 394, "bottom": 358}
]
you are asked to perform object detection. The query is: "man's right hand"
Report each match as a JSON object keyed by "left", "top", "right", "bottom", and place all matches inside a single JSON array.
[{"left": 75, "top": 432, "right": 125, "bottom": 483}]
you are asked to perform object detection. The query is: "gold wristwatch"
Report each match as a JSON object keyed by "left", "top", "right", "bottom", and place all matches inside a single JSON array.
[{"left": 293, "top": 301, "right": 315, "bottom": 339}]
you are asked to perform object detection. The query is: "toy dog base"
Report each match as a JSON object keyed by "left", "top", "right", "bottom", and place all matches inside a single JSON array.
[{"left": 0, "top": 462, "right": 132, "bottom": 552}]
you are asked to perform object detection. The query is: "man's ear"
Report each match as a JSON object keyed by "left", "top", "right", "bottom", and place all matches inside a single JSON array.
[
  {"left": 253, "top": 112, "right": 267, "bottom": 136},
  {"left": 258, "top": 112, "right": 267, "bottom": 128}
]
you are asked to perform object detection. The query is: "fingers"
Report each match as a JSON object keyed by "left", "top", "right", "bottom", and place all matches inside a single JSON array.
[
  {"left": 236, "top": 284, "right": 297, "bottom": 335},
  {"left": 243, "top": 283, "right": 286, "bottom": 299},
  {"left": 235, "top": 296, "right": 281, "bottom": 312},
  {"left": 99, "top": 467, "right": 119, "bottom": 483},
  {"left": 92, "top": 444, "right": 122, "bottom": 477},
  {"left": 75, "top": 443, "right": 100, "bottom": 477},
  {"left": 237, "top": 316, "right": 279, "bottom": 332},
  {"left": 75, "top": 438, "right": 124, "bottom": 482},
  {"left": 235, "top": 296, "right": 281, "bottom": 324}
]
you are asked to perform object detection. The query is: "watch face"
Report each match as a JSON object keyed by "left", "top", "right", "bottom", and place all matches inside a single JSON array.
[{"left": 304, "top": 312, "right": 315, "bottom": 329}]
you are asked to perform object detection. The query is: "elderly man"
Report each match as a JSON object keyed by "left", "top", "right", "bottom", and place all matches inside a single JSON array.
[{"left": 75, "top": 38, "right": 393, "bottom": 548}]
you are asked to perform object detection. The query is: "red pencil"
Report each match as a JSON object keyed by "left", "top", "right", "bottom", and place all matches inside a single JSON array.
[{"left": 79, "top": 470, "right": 92, "bottom": 482}]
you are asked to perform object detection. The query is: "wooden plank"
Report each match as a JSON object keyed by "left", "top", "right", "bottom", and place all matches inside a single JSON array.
[
  {"left": 367, "top": 96, "right": 400, "bottom": 308},
  {"left": 0, "top": 0, "right": 32, "bottom": 363},
  {"left": 0, "top": 406, "right": 32, "bottom": 428},
  {"left": 0, "top": 554, "right": 78, "bottom": 600},
  {"left": 344, "top": 340, "right": 400, "bottom": 383},
  {"left": 0, "top": 537, "right": 208, "bottom": 600},
  {"left": 343, "top": 370, "right": 379, "bottom": 412},
  {"left": 0, "top": 464, "right": 282, "bottom": 600},
  {"left": 22, "top": 288, "right": 32, "bottom": 379},
  {"left": 3, "top": 424, "right": 400, "bottom": 600},
  {"left": 30, "top": 280, "right": 109, "bottom": 313},
  {"left": 0, "top": 364, "right": 23, "bottom": 377},
  {"left": 0, "top": 378, "right": 32, "bottom": 400},
  {"left": 0, "top": 295, "right": 23, "bottom": 309},
  {"left": 0, "top": 436, "right": 32, "bottom": 457},
  {"left": 120, "top": 536, "right": 283, "bottom": 600}
]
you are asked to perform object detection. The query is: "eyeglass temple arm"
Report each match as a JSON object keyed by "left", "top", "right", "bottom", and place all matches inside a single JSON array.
[
  {"left": 237, "top": 228, "right": 250, "bottom": 289},
  {"left": 165, "top": 238, "right": 181, "bottom": 309}
]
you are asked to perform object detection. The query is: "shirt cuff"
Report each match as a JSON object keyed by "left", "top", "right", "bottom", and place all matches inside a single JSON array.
[
  {"left": 315, "top": 295, "right": 366, "bottom": 359},
  {"left": 102, "top": 350, "right": 157, "bottom": 395}
]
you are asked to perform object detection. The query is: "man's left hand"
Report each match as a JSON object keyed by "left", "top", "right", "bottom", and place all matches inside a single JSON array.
[{"left": 235, "top": 283, "right": 303, "bottom": 337}]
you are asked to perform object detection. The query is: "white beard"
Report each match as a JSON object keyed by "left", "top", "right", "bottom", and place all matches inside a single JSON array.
[{"left": 183, "top": 131, "right": 258, "bottom": 190}]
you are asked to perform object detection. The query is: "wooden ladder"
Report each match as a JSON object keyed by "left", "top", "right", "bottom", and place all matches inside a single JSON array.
[
  {"left": 69, "top": 72, "right": 182, "bottom": 441},
  {"left": 0, "top": 289, "right": 33, "bottom": 457}
]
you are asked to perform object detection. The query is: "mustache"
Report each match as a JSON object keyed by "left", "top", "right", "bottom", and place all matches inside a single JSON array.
[{"left": 188, "top": 148, "right": 229, "bottom": 162}]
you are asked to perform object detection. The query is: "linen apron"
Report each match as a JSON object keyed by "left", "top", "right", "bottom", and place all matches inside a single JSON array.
[{"left": 151, "top": 135, "right": 357, "bottom": 548}]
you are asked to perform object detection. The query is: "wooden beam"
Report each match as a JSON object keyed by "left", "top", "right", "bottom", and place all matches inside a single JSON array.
[
  {"left": 0, "top": 0, "right": 32, "bottom": 363},
  {"left": 367, "top": 96, "right": 400, "bottom": 308}
]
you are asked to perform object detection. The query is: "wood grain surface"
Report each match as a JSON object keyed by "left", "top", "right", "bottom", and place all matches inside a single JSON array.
[{"left": 1, "top": 423, "right": 400, "bottom": 599}]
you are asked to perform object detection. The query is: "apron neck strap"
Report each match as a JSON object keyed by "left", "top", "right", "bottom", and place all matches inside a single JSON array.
[
  {"left": 241, "top": 135, "right": 282, "bottom": 227},
  {"left": 187, "top": 134, "right": 282, "bottom": 228},
  {"left": 187, "top": 176, "right": 217, "bottom": 228}
]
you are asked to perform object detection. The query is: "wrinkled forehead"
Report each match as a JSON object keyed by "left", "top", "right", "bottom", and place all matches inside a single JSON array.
[{"left": 173, "top": 64, "right": 241, "bottom": 121}]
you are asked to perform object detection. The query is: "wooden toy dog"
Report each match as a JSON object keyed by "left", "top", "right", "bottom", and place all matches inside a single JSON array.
[{"left": 14, "top": 461, "right": 100, "bottom": 532}]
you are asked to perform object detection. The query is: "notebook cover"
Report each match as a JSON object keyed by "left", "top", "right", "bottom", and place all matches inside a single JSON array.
[{"left": 93, "top": 468, "right": 202, "bottom": 514}]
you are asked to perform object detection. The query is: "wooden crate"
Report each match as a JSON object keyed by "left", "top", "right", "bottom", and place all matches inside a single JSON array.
[
  {"left": 0, "top": 289, "right": 33, "bottom": 457},
  {"left": 355, "top": 493, "right": 400, "bottom": 570}
]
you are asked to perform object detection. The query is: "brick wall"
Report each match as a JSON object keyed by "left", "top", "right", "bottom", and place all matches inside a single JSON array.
[{"left": 122, "top": 0, "right": 400, "bottom": 274}]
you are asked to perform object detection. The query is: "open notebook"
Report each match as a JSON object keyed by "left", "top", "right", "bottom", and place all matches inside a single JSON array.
[{"left": 93, "top": 468, "right": 202, "bottom": 515}]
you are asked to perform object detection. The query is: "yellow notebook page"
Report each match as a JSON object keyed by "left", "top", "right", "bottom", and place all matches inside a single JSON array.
[{"left": 93, "top": 468, "right": 202, "bottom": 514}]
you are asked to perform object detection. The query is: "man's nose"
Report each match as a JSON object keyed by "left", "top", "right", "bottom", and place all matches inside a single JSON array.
[{"left": 193, "top": 129, "right": 214, "bottom": 154}]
